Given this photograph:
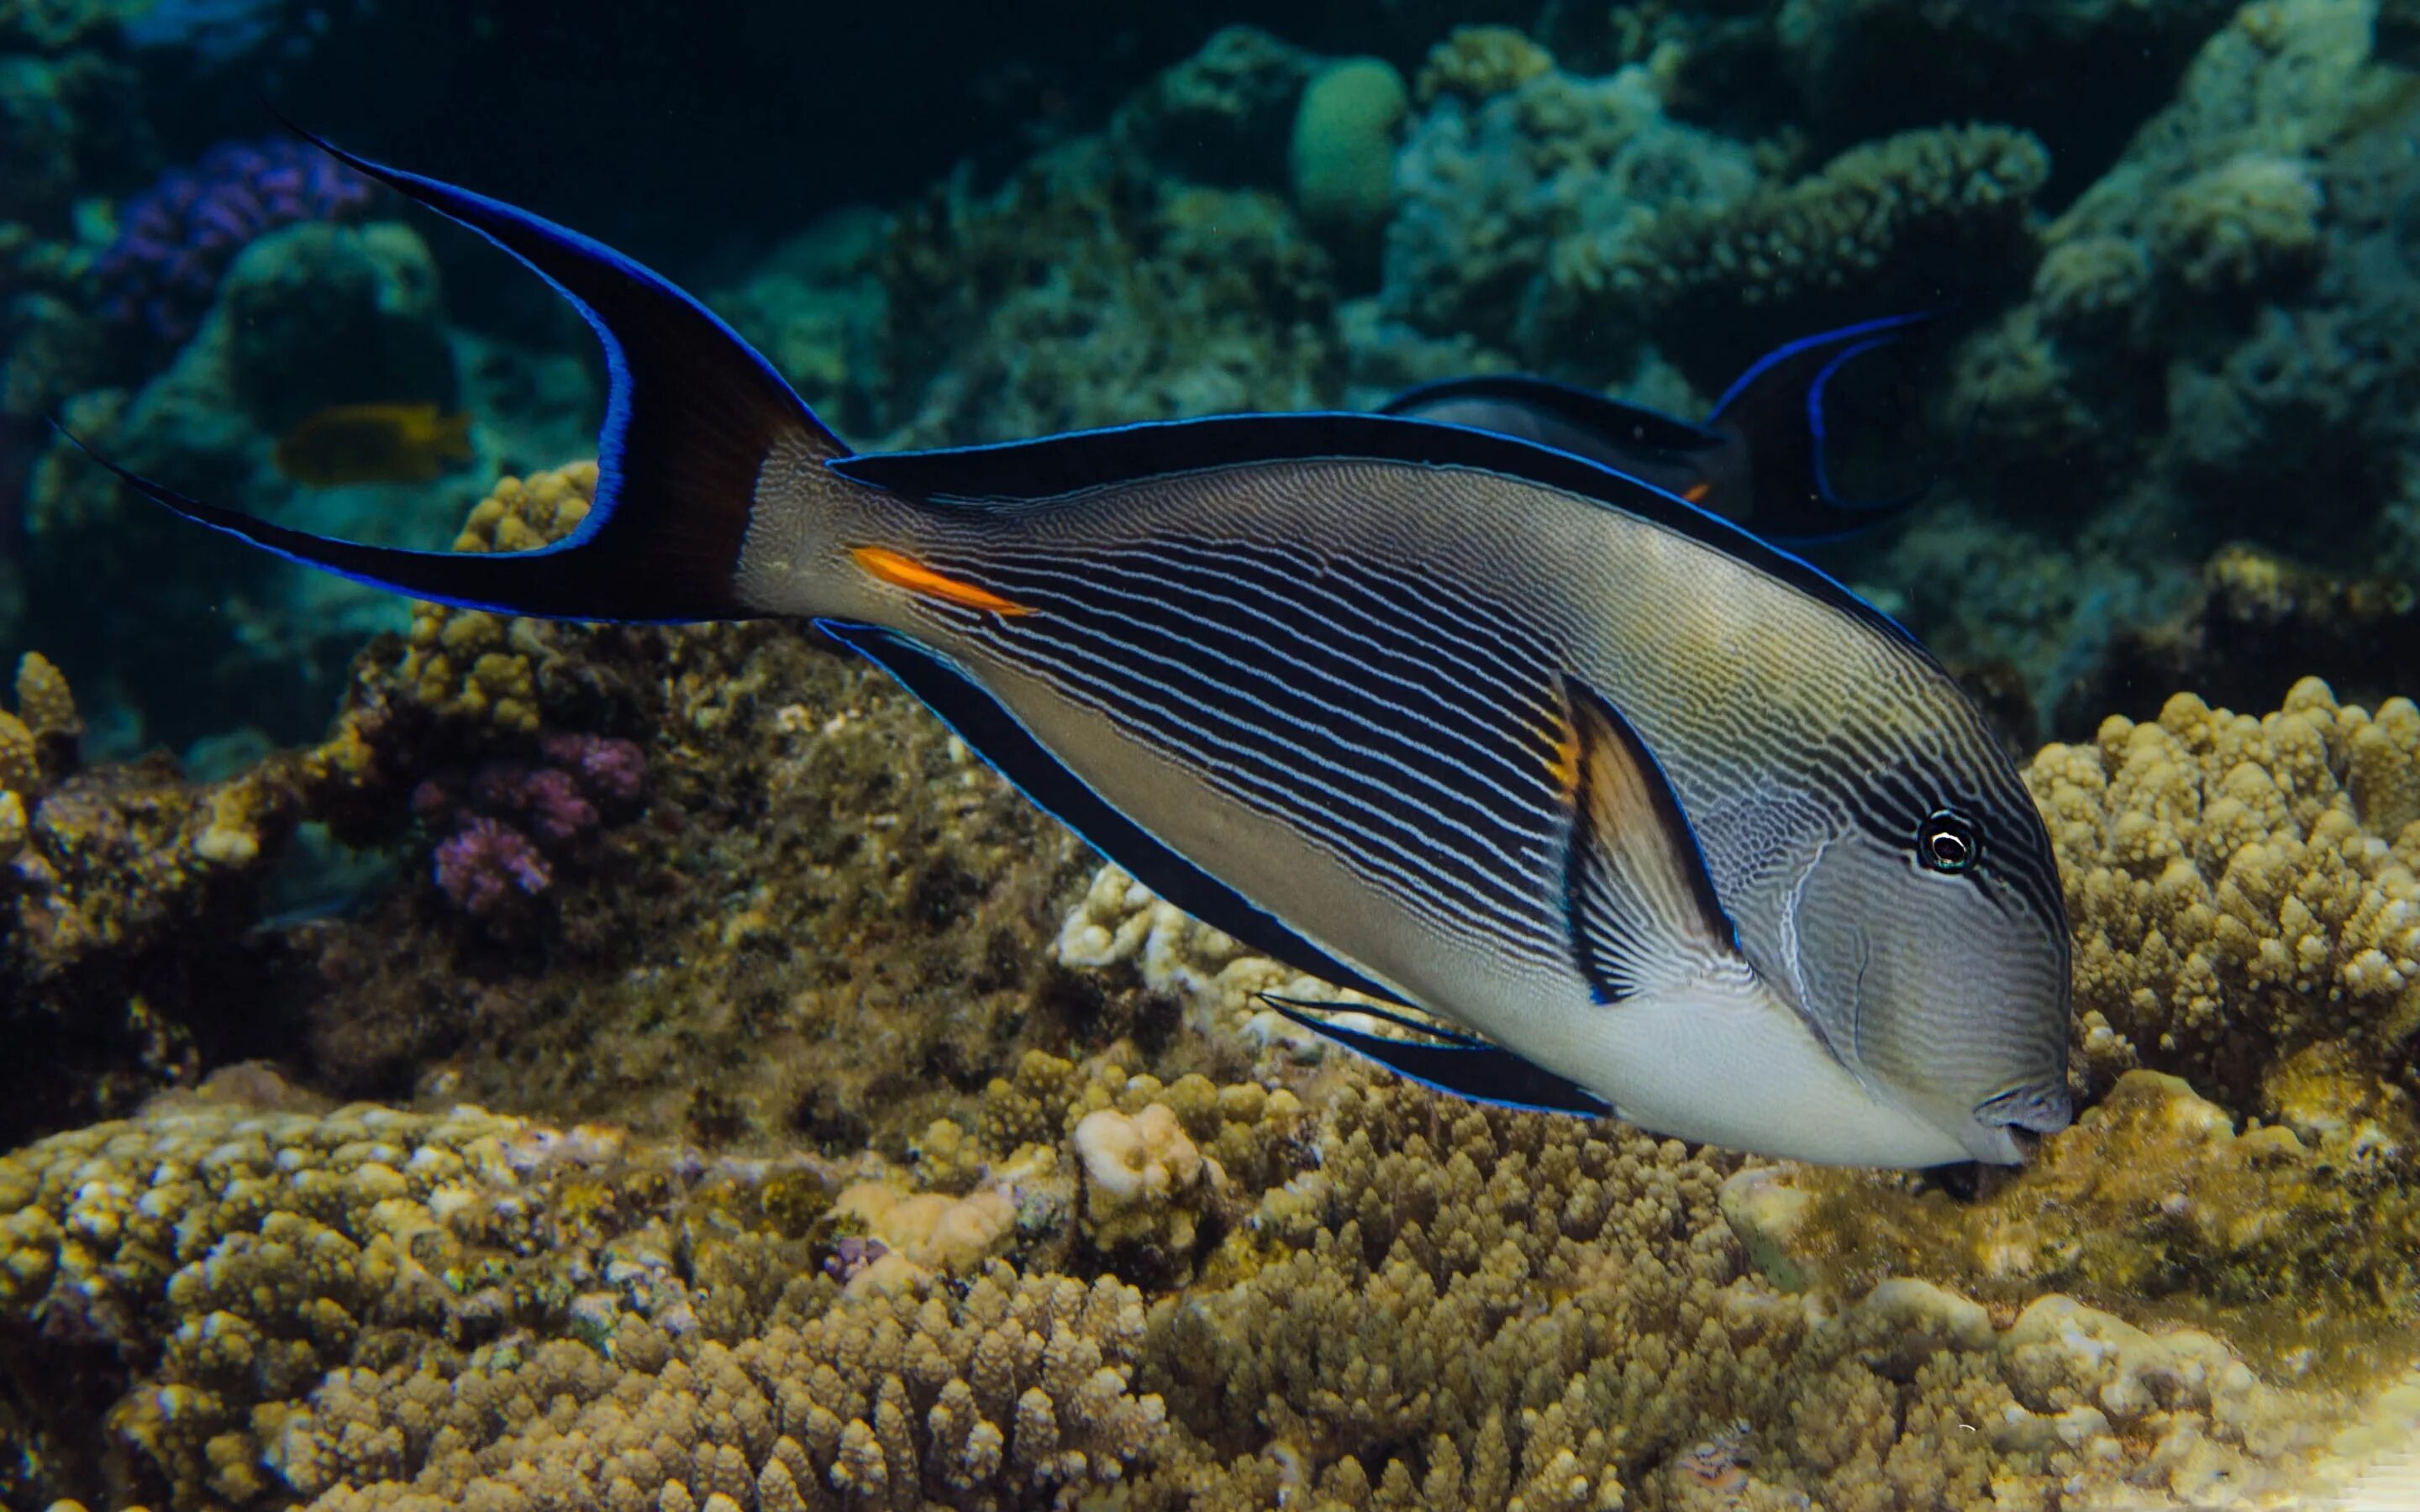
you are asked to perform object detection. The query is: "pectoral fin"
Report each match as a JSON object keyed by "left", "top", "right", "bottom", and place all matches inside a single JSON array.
[
  {"left": 1260, "top": 995, "right": 1612, "bottom": 1116},
  {"left": 1561, "top": 678, "right": 1744, "bottom": 1003}
]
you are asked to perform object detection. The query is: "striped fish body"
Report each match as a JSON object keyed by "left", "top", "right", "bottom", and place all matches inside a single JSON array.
[
  {"left": 765, "top": 437, "right": 2070, "bottom": 1165},
  {"left": 81, "top": 134, "right": 2073, "bottom": 1168}
]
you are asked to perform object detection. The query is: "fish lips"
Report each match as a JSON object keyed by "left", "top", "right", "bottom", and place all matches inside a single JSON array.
[{"left": 1968, "top": 1078, "right": 2074, "bottom": 1163}]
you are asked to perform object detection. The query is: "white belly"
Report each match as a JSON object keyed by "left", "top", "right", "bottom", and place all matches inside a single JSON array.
[{"left": 1573, "top": 979, "right": 1972, "bottom": 1167}]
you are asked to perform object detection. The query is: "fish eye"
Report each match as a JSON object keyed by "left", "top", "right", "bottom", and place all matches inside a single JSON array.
[{"left": 1916, "top": 807, "right": 1978, "bottom": 874}]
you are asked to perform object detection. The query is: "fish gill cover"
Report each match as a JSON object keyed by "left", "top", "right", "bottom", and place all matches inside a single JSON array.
[{"left": 4, "top": 0, "right": 2420, "bottom": 1509}]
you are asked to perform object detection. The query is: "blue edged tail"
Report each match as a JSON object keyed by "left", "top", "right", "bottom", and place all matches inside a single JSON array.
[
  {"left": 1707, "top": 310, "right": 1940, "bottom": 544},
  {"left": 56, "top": 126, "right": 845, "bottom": 622}
]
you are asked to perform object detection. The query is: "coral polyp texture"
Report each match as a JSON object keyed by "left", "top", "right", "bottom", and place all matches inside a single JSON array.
[
  {"left": 6, "top": 1040, "right": 2417, "bottom": 1512},
  {"left": 2027, "top": 678, "right": 2420, "bottom": 1112}
]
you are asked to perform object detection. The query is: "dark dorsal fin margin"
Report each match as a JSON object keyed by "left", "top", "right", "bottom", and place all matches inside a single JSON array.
[
  {"left": 1379, "top": 375, "right": 1724, "bottom": 457},
  {"left": 828, "top": 412, "right": 1925, "bottom": 658},
  {"left": 1257, "top": 993, "right": 1612, "bottom": 1116},
  {"left": 816, "top": 619, "right": 1414, "bottom": 1010}
]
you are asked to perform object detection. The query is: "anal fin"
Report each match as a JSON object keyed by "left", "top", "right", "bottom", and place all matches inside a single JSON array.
[
  {"left": 1260, "top": 994, "right": 1612, "bottom": 1116},
  {"left": 1562, "top": 678, "right": 1747, "bottom": 1004}
]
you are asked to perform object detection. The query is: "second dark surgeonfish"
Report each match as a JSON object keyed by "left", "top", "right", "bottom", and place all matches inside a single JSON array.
[
  {"left": 61, "top": 134, "right": 2072, "bottom": 1168},
  {"left": 1381, "top": 312, "right": 1937, "bottom": 548}
]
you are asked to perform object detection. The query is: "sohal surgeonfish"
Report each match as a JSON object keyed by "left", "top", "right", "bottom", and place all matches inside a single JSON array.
[
  {"left": 63, "top": 134, "right": 2074, "bottom": 1168},
  {"left": 1381, "top": 315, "right": 1939, "bottom": 549}
]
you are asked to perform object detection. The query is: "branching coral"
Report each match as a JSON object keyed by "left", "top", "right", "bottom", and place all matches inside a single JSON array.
[
  {"left": 1413, "top": 25, "right": 1553, "bottom": 106},
  {"left": 1543, "top": 123, "right": 2049, "bottom": 381},
  {"left": 0, "top": 1079, "right": 786, "bottom": 1509},
  {"left": 1381, "top": 48, "right": 1755, "bottom": 356},
  {"left": 2026, "top": 678, "right": 2420, "bottom": 1112},
  {"left": 286, "top": 1263, "right": 1165, "bottom": 1512}
]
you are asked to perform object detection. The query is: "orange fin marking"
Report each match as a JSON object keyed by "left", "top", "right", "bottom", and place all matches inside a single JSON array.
[
  {"left": 1681, "top": 480, "right": 1712, "bottom": 504},
  {"left": 1541, "top": 714, "right": 1583, "bottom": 798},
  {"left": 851, "top": 546, "right": 1032, "bottom": 616}
]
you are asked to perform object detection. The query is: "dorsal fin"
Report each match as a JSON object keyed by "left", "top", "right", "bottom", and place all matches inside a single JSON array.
[
  {"left": 1380, "top": 374, "right": 1724, "bottom": 457},
  {"left": 827, "top": 412, "right": 1923, "bottom": 656},
  {"left": 1560, "top": 678, "right": 1744, "bottom": 1004},
  {"left": 1705, "top": 311, "right": 1940, "bottom": 545}
]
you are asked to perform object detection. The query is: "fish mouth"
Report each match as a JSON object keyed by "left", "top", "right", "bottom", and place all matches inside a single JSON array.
[{"left": 1973, "top": 1078, "right": 2073, "bottom": 1137}]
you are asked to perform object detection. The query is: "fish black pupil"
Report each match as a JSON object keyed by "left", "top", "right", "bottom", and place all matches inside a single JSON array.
[{"left": 1918, "top": 809, "right": 1976, "bottom": 874}]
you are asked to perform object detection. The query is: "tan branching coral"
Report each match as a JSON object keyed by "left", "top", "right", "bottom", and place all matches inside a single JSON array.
[
  {"left": 392, "top": 462, "right": 599, "bottom": 734},
  {"left": 2026, "top": 678, "right": 2420, "bottom": 1110},
  {"left": 283, "top": 1263, "right": 1165, "bottom": 1512},
  {"left": 0, "top": 1063, "right": 1265, "bottom": 1510}
]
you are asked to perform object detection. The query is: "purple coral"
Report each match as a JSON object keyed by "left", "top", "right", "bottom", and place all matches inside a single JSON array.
[
  {"left": 540, "top": 733, "right": 646, "bottom": 802},
  {"left": 418, "top": 732, "right": 646, "bottom": 918},
  {"left": 473, "top": 763, "right": 597, "bottom": 843},
  {"left": 94, "top": 138, "right": 379, "bottom": 350},
  {"left": 432, "top": 816, "right": 553, "bottom": 916}
]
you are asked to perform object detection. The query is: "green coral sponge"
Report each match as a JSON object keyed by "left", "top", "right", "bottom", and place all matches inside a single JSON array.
[{"left": 1289, "top": 56, "right": 1408, "bottom": 241}]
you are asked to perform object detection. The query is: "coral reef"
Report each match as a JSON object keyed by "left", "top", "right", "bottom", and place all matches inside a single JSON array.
[
  {"left": 1737, "top": 1068, "right": 2418, "bottom": 1336},
  {"left": 1542, "top": 122, "right": 2051, "bottom": 382},
  {"left": 0, "top": 648, "right": 338, "bottom": 1142},
  {"left": 1381, "top": 38, "right": 1758, "bottom": 360},
  {"left": 94, "top": 136, "right": 381, "bottom": 354},
  {"left": 2028, "top": 679, "right": 2420, "bottom": 1113},
  {"left": 11, "top": 1034, "right": 2413, "bottom": 1512},
  {"left": 2065, "top": 544, "right": 2420, "bottom": 731},
  {"left": 1770, "top": 0, "right": 2238, "bottom": 190},
  {"left": 21, "top": 8, "right": 2420, "bottom": 1512},
  {"left": 25, "top": 214, "right": 462, "bottom": 748},
  {"left": 872, "top": 131, "right": 1339, "bottom": 445}
]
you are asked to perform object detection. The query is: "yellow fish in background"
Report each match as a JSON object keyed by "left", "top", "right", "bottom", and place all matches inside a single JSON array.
[{"left": 272, "top": 402, "right": 473, "bottom": 486}]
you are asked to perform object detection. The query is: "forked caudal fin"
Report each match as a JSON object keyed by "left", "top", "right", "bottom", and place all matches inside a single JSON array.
[
  {"left": 1707, "top": 310, "right": 1940, "bottom": 544},
  {"left": 55, "top": 126, "right": 847, "bottom": 622}
]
